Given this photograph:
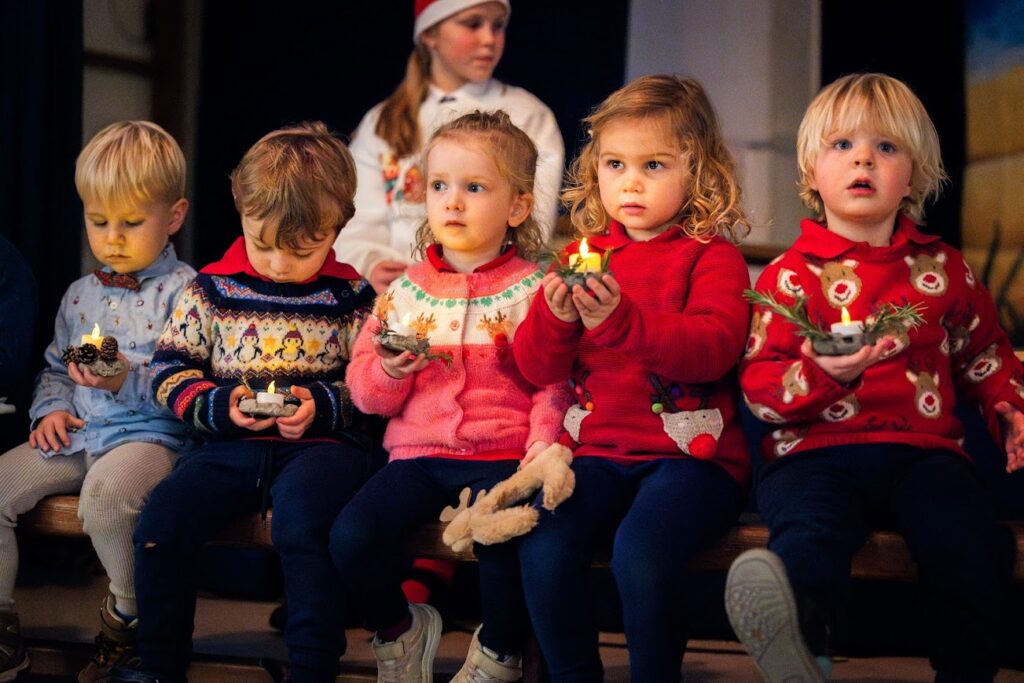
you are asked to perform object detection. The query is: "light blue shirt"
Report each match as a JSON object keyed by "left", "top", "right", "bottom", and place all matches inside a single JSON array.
[{"left": 30, "top": 244, "right": 199, "bottom": 458}]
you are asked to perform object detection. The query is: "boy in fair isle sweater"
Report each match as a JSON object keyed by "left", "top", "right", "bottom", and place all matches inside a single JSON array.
[
  {"left": 729, "top": 73, "right": 1024, "bottom": 683},
  {"left": 114, "top": 123, "right": 377, "bottom": 683}
]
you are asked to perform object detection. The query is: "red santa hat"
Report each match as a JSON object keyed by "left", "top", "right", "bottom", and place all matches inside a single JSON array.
[{"left": 414, "top": 0, "right": 511, "bottom": 42}]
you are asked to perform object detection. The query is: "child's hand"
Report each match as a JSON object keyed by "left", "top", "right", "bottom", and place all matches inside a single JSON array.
[
  {"left": 228, "top": 384, "right": 277, "bottom": 431},
  {"left": 572, "top": 274, "right": 621, "bottom": 330},
  {"left": 995, "top": 401, "right": 1024, "bottom": 473},
  {"left": 541, "top": 272, "right": 579, "bottom": 323},
  {"left": 374, "top": 340, "right": 429, "bottom": 379},
  {"left": 29, "top": 410, "right": 85, "bottom": 453},
  {"left": 799, "top": 336, "right": 895, "bottom": 385},
  {"left": 369, "top": 260, "right": 408, "bottom": 293},
  {"left": 276, "top": 385, "right": 316, "bottom": 440},
  {"left": 67, "top": 352, "right": 129, "bottom": 393},
  {"left": 521, "top": 440, "right": 549, "bottom": 468}
]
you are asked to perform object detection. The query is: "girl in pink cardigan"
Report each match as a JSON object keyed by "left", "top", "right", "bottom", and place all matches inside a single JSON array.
[{"left": 329, "top": 111, "right": 568, "bottom": 683}]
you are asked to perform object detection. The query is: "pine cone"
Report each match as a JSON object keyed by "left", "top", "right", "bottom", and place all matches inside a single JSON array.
[
  {"left": 100, "top": 336, "right": 118, "bottom": 362},
  {"left": 61, "top": 346, "right": 79, "bottom": 366},
  {"left": 77, "top": 344, "right": 99, "bottom": 365}
]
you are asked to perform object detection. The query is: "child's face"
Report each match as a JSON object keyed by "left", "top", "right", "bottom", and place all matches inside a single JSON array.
[
  {"left": 241, "top": 215, "right": 335, "bottom": 283},
  {"left": 425, "top": 138, "right": 531, "bottom": 272},
  {"left": 596, "top": 118, "right": 689, "bottom": 241},
  {"left": 809, "top": 125, "right": 912, "bottom": 235},
  {"left": 83, "top": 197, "right": 187, "bottom": 273},
  {"left": 421, "top": 2, "right": 506, "bottom": 91}
]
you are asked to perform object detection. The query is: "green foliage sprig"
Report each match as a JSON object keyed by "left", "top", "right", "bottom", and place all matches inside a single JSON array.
[
  {"left": 743, "top": 290, "right": 928, "bottom": 341},
  {"left": 863, "top": 301, "right": 927, "bottom": 336}
]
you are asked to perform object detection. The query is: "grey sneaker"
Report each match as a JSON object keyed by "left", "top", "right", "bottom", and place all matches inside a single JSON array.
[
  {"left": 78, "top": 594, "right": 139, "bottom": 683},
  {"left": 0, "top": 610, "right": 29, "bottom": 682},
  {"left": 450, "top": 625, "right": 521, "bottom": 682},
  {"left": 725, "top": 549, "right": 826, "bottom": 683},
  {"left": 371, "top": 603, "right": 442, "bottom": 683}
]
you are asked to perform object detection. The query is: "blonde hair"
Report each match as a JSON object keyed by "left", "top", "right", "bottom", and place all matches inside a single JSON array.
[
  {"left": 374, "top": 43, "right": 433, "bottom": 159},
  {"left": 414, "top": 110, "right": 543, "bottom": 260},
  {"left": 563, "top": 74, "right": 749, "bottom": 243},
  {"left": 797, "top": 73, "right": 947, "bottom": 224},
  {"left": 75, "top": 120, "right": 186, "bottom": 208},
  {"left": 230, "top": 121, "right": 356, "bottom": 250}
]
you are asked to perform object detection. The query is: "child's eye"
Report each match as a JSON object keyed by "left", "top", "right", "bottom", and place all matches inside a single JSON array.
[
  {"left": 606, "top": 159, "right": 623, "bottom": 170},
  {"left": 431, "top": 180, "right": 447, "bottom": 192},
  {"left": 462, "top": 18, "right": 482, "bottom": 29},
  {"left": 468, "top": 182, "right": 484, "bottom": 193},
  {"left": 646, "top": 160, "right": 663, "bottom": 171},
  {"left": 878, "top": 141, "right": 897, "bottom": 154},
  {"left": 832, "top": 139, "right": 852, "bottom": 151},
  {"left": 124, "top": 220, "right": 144, "bottom": 228},
  {"left": 90, "top": 220, "right": 108, "bottom": 227},
  {"left": 491, "top": 19, "right": 506, "bottom": 31}
]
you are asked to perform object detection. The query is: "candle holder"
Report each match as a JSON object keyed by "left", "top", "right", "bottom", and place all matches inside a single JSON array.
[
  {"left": 556, "top": 238, "right": 611, "bottom": 291},
  {"left": 811, "top": 330, "right": 879, "bottom": 356},
  {"left": 237, "top": 379, "right": 299, "bottom": 417},
  {"left": 374, "top": 320, "right": 453, "bottom": 366},
  {"left": 61, "top": 336, "right": 126, "bottom": 377}
]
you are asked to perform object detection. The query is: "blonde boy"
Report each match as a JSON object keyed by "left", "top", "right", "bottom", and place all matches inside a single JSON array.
[
  {"left": 0, "top": 121, "right": 197, "bottom": 682},
  {"left": 731, "top": 74, "right": 1024, "bottom": 682}
]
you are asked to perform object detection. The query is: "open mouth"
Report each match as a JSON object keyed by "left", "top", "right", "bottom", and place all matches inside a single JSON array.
[{"left": 848, "top": 179, "right": 873, "bottom": 191}]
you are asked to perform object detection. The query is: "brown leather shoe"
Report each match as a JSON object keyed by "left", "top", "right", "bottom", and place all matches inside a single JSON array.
[
  {"left": 78, "top": 595, "right": 138, "bottom": 683},
  {"left": 0, "top": 610, "right": 29, "bottom": 682}
]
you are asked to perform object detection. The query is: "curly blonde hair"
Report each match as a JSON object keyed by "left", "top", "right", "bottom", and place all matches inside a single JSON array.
[
  {"left": 797, "top": 73, "right": 947, "bottom": 224},
  {"left": 231, "top": 121, "right": 356, "bottom": 251},
  {"left": 414, "top": 110, "right": 544, "bottom": 261},
  {"left": 563, "top": 74, "right": 749, "bottom": 243}
]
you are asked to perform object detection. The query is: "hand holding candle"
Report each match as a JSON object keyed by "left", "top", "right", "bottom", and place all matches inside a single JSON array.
[
  {"left": 256, "top": 381, "right": 285, "bottom": 409},
  {"left": 239, "top": 379, "right": 297, "bottom": 417}
]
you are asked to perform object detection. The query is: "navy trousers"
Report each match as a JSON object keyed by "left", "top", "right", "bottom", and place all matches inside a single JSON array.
[
  {"left": 133, "top": 439, "right": 373, "bottom": 683},
  {"left": 757, "top": 444, "right": 1010, "bottom": 682},
  {"left": 329, "top": 457, "right": 524, "bottom": 654},
  {"left": 518, "top": 457, "right": 745, "bottom": 683}
]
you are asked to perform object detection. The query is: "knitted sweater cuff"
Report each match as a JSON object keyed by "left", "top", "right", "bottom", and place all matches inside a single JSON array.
[{"left": 306, "top": 381, "right": 354, "bottom": 435}]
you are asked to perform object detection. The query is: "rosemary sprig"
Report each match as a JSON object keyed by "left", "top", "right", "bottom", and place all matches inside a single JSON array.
[
  {"left": 863, "top": 301, "right": 927, "bottom": 336},
  {"left": 743, "top": 289, "right": 831, "bottom": 341}
]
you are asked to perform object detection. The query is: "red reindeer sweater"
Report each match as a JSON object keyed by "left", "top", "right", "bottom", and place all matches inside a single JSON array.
[{"left": 740, "top": 216, "right": 1024, "bottom": 462}]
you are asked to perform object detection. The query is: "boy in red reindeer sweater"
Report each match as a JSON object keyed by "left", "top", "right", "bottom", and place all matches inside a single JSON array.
[{"left": 730, "top": 73, "right": 1024, "bottom": 683}]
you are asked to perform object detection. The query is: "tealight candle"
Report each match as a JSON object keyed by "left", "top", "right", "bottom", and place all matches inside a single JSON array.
[
  {"left": 568, "top": 238, "right": 602, "bottom": 273},
  {"left": 389, "top": 313, "right": 416, "bottom": 338},
  {"left": 830, "top": 307, "right": 863, "bottom": 336},
  {"left": 81, "top": 323, "right": 103, "bottom": 347},
  {"left": 256, "top": 381, "right": 285, "bottom": 408}
]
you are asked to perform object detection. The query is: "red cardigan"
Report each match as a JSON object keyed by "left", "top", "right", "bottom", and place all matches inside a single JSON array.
[
  {"left": 513, "top": 221, "right": 752, "bottom": 485},
  {"left": 740, "top": 216, "right": 1024, "bottom": 462}
]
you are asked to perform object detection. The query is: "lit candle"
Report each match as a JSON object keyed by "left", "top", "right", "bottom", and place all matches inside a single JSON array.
[
  {"left": 830, "top": 307, "right": 864, "bottom": 336},
  {"left": 81, "top": 323, "right": 103, "bottom": 347},
  {"left": 389, "top": 313, "right": 416, "bottom": 337},
  {"left": 256, "top": 380, "right": 285, "bottom": 408},
  {"left": 568, "top": 238, "right": 602, "bottom": 273}
]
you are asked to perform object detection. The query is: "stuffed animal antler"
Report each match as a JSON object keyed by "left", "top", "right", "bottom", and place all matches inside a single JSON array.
[{"left": 439, "top": 443, "right": 574, "bottom": 553}]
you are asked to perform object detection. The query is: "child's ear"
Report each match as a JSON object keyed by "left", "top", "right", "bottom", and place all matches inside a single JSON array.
[
  {"left": 167, "top": 198, "right": 189, "bottom": 236},
  {"left": 507, "top": 193, "right": 534, "bottom": 229}
]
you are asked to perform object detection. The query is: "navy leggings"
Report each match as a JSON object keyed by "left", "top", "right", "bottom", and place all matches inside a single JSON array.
[
  {"left": 329, "top": 457, "right": 525, "bottom": 654},
  {"left": 133, "top": 440, "right": 373, "bottom": 683},
  {"left": 518, "top": 457, "right": 744, "bottom": 683},
  {"left": 757, "top": 444, "right": 1010, "bottom": 681}
]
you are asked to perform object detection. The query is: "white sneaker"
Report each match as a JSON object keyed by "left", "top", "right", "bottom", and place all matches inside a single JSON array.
[
  {"left": 725, "top": 549, "right": 826, "bottom": 683},
  {"left": 450, "top": 625, "right": 521, "bottom": 682},
  {"left": 372, "top": 603, "right": 442, "bottom": 683}
]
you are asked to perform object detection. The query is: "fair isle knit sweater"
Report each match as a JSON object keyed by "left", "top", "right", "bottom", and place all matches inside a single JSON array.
[
  {"left": 740, "top": 216, "right": 1024, "bottom": 462},
  {"left": 151, "top": 238, "right": 376, "bottom": 441},
  {"left": 346, "top": 245, "right": 570, "bottom": 461}
]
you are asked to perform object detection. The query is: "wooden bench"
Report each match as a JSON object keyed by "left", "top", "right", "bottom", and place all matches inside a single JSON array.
[{"left": 17, "top": 495, "right": 1024, "bottom": 682}]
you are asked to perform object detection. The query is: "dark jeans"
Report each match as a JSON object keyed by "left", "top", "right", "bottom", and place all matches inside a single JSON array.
[
  {"left": 518, "top": 457, "right": 745, "bottom": 683},
  {"left": 757, "top": 444, "right": 1009, "bottom": 681},
  {"left": 329, "top": 457, "right": 524, "bottom": 654},
  {"left": 133, "top": 440, "right": 373, "bottom": 683}
]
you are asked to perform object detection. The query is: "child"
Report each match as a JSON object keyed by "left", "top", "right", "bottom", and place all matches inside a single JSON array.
[
  {"left": 330, "top": 110, "right": 569, "bottom": 683},
  {"left": 334, "top": 0, "right": 564, "bottom": 294},
  {"left": 0, "top": 121, "right": 196, "bottom": 682},
  {"left": 112, "top": 123, "right": 378, "bottom": 683},
  {"left": 512, "top": 74, "right": 753, "bottom": 682},
  {"left": 730, "top": 73, "right": 1024, "bottom": 683}
]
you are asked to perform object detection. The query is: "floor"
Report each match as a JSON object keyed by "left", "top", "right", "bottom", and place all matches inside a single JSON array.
[{"left": 12, "top": 542, "right": 1024, "bottom": 682}]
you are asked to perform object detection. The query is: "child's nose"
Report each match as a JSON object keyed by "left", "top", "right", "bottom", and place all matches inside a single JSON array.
[
  {"left": 853, "top": 147, "right": 874, "bottom": 167},
  {"left": 105, "top": 226, "right": 125, "bottom": 243},
  {"left": 446, "top": 191, "right": 463, "bottom": 211}
]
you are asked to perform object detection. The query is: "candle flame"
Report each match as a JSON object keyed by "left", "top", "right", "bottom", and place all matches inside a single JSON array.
[
  {"left": 90, "top": 323, "right": 101, "bottom": 339},
  {"left": 840, "top": 306, "right": 851, "bottom": 325},
  {"left": 267, "top": 381, "right": 276, "bottom": 394},
  {"left": 579, "top": 238, "right": 591, "bottom": 258}
]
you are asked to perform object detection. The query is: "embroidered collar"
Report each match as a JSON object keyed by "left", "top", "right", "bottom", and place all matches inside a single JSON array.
[
  {"left": 93, "top": 243, "right": 180, "bottom": 288},
  {"left": 426, "top": 243, "right": 518, "bottom": 273},
  {"left": 200, "top": 237, "right": 360, "bottom": 282},
  {"left": 792, "top": 215, "right": 941, "bottom": 260}
]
